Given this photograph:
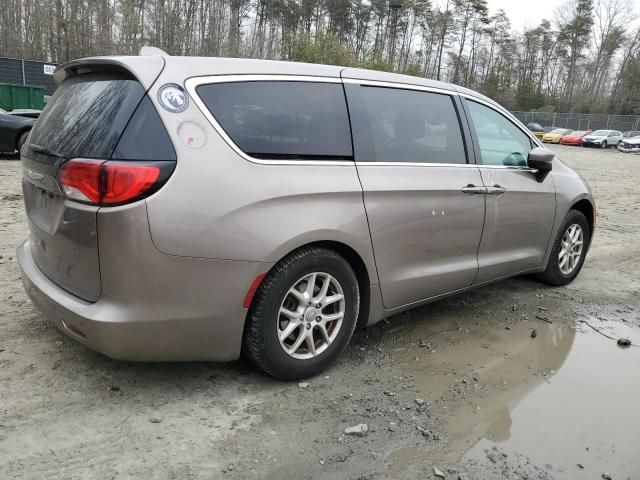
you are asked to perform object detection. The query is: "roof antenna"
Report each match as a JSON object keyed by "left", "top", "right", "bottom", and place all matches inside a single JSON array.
[{"left": 139, "top": 46, "right": 170, "bottom": 56}]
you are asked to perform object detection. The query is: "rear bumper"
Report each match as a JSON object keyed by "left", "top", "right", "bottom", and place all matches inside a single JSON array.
[{"left": 18, "top": 203, "right": 272, "bottom": 362}]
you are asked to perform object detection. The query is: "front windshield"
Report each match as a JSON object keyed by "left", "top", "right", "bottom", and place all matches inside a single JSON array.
[
  {"left": 550, "top": 128, "right": 568, "bottom": 134},
  {"left": 591, "top": 130, "right": 609, "bottom": 136},
  {"left": 572, "top": 131, "right": 587, "bottom": 136}
]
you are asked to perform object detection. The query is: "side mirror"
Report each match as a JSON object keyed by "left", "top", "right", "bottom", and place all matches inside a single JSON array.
[{"left": 528, "top": 147, "right": 554, "bottom": 172}]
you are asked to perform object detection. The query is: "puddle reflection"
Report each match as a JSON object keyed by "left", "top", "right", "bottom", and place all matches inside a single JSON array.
[{"left": 387, "top": 315, "right": 640, "bottom": 478}]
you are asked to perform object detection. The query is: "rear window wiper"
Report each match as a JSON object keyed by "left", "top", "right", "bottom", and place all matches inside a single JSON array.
[{"left": 29, "top": 143, "right": 65, "bottom": 159}]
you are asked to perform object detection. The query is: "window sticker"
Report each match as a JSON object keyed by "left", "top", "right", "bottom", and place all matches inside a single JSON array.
[{"left": 157, "top": 83, "right": 189, "bottom": 113}]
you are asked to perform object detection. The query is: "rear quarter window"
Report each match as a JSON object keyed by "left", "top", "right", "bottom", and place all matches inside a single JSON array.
[
  {"left": 196, "top": 81, "right": 353, "bottom": 160},
  {"left": 112, "top": 96, "right": 176, "bottom": 161}
]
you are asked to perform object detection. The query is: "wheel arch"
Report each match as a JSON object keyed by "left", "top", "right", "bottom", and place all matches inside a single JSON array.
[
  {"left": 570, "top": 198, "right": 595, "bottom": 237},
  {"left": 14, "top": 126, "right": 32, "bottom": 150},
  {"left": 254, "top": 240, "right": 373, "bottom": 329}
]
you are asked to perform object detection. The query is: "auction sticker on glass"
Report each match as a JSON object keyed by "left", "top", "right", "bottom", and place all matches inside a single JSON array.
[{"left": 157, "top": 83, "right": 189, "bottom": 113}]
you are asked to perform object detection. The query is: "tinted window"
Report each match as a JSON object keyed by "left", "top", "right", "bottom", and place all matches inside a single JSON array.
[
  {"left": 112, "top": 96, "right": 176, "bottom": 161},
  {"left": 196, "top": 81, "right": 352, "bottom": 160},
  {"left": 27, "top": 73, "right": 145, "bottom": 163},
  {"left": 466, "top": 101, "right": 531, "bottom": 166},
  {"left": 354, "top": 86, "right": 466, "bottom": 164}
]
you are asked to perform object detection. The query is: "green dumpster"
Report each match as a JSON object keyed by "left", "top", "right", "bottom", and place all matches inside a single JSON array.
[{"left": 0, "top": 83, "right": 45, "bottom": 111}]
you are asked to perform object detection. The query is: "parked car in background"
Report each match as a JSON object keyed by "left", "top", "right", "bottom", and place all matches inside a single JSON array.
[
  {"left": 622, "top": 130, "right": 640, "bottom": 138},
  {"left": 618, "top": 136, "right": 640, "bottom": 153},
  {"left": 0, "top": 108, "right": 35, "bottom": 154},
  {"left": 581, "top": 130, "right": 623, "bottom": 148},
  {"left": 5, "top": 108, "right": 42, "bottom": 119},
  {"left": 560, "top": 130, "right": 591, "bottom": 146},
  {"left": 527, "top": 122, "right": 545, "bottom": 139},
  {"left": 17, "top": 54, "right": 595, "bottom": 379},
  {"left": 542, "top": 128, "right": 573, "bottom": 143}
]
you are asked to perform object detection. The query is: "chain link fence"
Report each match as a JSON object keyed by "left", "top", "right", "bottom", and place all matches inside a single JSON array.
[
  {"left": 512, "top": 111, "right": 640, "bottom": 133},
  {"left": 0, "top": 57, "right": 57, "bottom": 96}
]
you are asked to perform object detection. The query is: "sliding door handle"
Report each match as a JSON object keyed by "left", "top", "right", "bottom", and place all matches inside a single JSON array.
[
  {"left": 462, "top": 185, "right": 487, "bottom": 195},
  {"left": 485, "top": 185, "right": 507, "bottom": 195}
]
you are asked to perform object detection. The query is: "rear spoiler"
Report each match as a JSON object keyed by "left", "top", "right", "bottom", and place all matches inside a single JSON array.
[{"left": 52, "top": 55, "right": 166, "bottom": 92}]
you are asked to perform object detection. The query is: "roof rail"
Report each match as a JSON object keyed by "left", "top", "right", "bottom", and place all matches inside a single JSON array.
[{"left": 139, "top": 46, "right": 169, "bottom": 57}]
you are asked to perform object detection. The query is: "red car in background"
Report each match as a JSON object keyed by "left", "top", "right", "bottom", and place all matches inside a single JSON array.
[{"left": 561, "top": 130, "right": 591, "bottom": 146}]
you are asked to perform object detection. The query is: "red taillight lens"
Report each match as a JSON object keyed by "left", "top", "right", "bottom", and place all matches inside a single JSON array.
[
  {"left": 58, "top": 159, "right": 104, "bottom": 204},
  {"left": 58, "top": 159, "right": 169, "bottom": 206},
  {"left": 101, "top": 162, "right": 160, "bottom": 205}
]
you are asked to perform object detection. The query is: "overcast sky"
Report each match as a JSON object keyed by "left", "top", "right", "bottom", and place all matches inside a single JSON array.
[
  {"left": 486, "top": 0, "right": 640, "bottom": 31},
  {"left": 485, "top": 0, "right": 557, "bottom": 30}
]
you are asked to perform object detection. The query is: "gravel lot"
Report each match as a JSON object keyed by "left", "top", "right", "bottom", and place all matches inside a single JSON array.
[{"left": 1, "top": 145, "right": 639, "bottom": 479}]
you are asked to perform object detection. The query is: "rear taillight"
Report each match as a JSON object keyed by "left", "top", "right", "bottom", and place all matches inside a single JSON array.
[
  {"left": 58, "top": 159, "right": 103, "bottom": 204},
  {"left": 102, "top": 162, "right": 161, "bottom": 205},
  {"left": 58, "top": 159, "right": 173, "bottom": 206}
]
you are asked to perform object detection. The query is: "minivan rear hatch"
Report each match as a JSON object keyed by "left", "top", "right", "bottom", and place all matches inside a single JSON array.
[{"left": 22, "top": 69, "right": 162, "bottom": 301}]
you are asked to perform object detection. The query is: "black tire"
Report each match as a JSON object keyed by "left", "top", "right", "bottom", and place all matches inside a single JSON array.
[
  {"left": 17, "top": 130, "right": 30, "bottom": 152},
  {"left": 537, "top": 210, "right": 590, "bottom": 286},
  {"left": 243, "top": 247, "right": 360, "bottom": 380},
  {"left": 601, "top": 140, "right": 607, "bottom": 149}
]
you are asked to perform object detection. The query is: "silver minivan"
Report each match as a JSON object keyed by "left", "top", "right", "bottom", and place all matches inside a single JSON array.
[{"left": 18, "top": 53, "right": 595, "bottom": 379}]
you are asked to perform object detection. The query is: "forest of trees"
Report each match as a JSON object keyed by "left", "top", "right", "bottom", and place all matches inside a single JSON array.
[{"left": 0, "top": 0, "right": 639, "bottom": 113}]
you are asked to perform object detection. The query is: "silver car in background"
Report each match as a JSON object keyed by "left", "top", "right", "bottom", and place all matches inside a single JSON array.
[
  {"left": 17, "top": 53, "right": 595, "bottom": 379},
  {"left": 581, "top": 129, "right": 624, "bottom": 148}
]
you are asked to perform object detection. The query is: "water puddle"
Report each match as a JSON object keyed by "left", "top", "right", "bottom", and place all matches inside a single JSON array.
[{"left": 386, "top": 312, "right": 640, "bottom": 478}]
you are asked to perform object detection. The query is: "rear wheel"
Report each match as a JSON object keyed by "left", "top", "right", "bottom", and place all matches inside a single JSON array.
[
  {"left": 243, "top": 247, "right": 359, "bottom": 380},
  {"left": 17, "top": 130, "right": 30, "bottom": 152},
  {"left": 537, "top": 210, "right": 590, "bottom": 286}
]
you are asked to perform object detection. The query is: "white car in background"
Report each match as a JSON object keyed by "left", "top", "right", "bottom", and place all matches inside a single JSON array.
[
  {"left": 581, "top": 130, "right": 623, "bottom": 148},
  {"left": 618, "top": 135, "right": 640, "bottom": 153}
]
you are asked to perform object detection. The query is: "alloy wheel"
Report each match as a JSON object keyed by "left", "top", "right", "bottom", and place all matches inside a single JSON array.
[
  {"left": 277, "top": 272, "right": 345, "bottom": 360},
  {"left": 558, "top": 224, "right": 584, "bottom": 275}
]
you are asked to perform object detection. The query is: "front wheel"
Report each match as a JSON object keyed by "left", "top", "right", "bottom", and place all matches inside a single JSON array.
[
  {"left": 537, "top": 210, "right": 590, "bottom": 286},
  {"left": 243, "top": 247, "right": 360, "bottom": 380},
  {"left": 601, "top": 141, "right": 608, "bottom": 149}
]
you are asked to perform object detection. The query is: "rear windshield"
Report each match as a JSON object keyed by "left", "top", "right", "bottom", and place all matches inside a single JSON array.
[
  {"left": 27, "top": 72, "right": 146, "bottom": 162},
  {"left": 196, "top": 81, "right": 353, "bottom": 160}
]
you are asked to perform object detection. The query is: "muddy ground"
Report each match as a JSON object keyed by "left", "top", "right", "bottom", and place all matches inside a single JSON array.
[{"left": 1, "top": 144, "right": 639, "bottom": 480}]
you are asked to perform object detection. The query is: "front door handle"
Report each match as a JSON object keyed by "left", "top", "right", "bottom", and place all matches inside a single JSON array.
[
  {"left": 462, "top": 185, "right": 487, "bottom": 195},
  {"left": 485, "top": 185, "right": 507, "bottom": 195}
]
